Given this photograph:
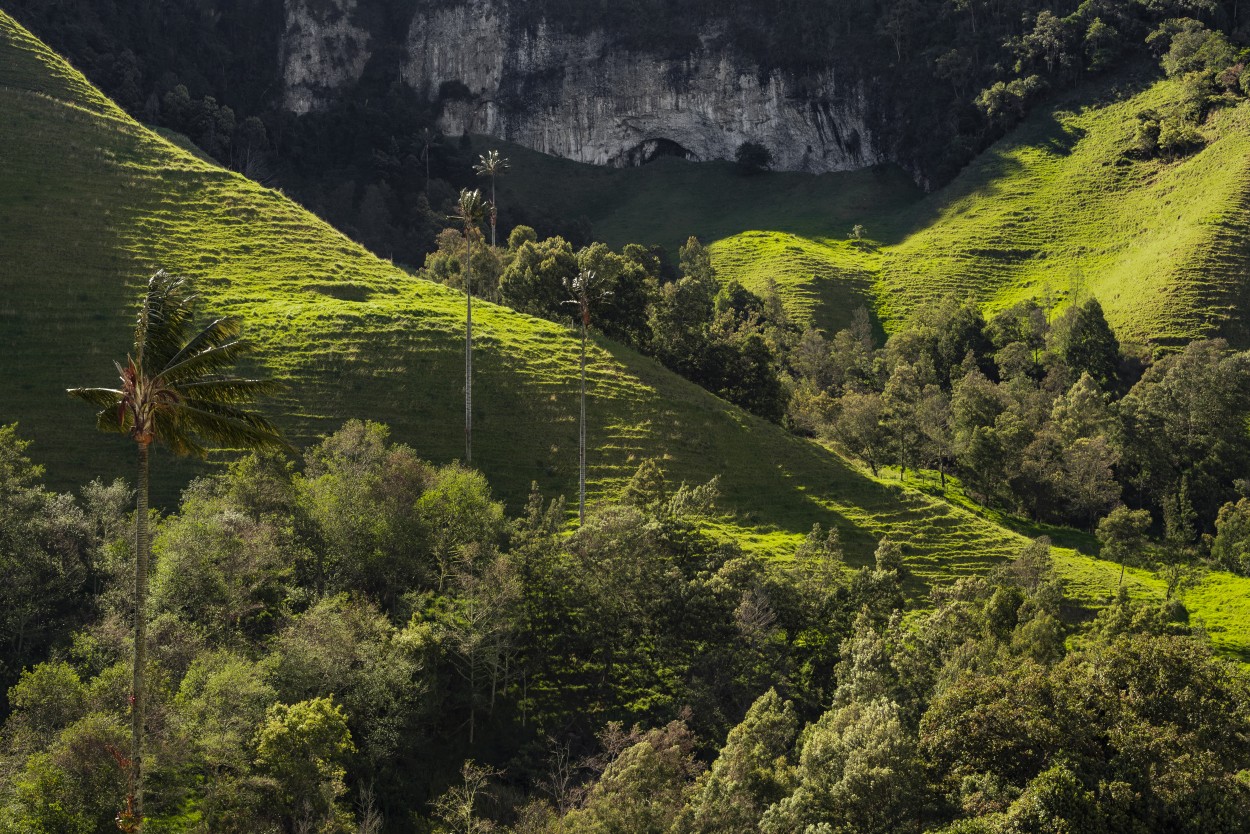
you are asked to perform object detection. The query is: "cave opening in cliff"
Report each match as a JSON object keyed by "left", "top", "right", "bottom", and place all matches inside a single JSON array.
[{"left": 619, "top": 138, "right": 700, "bottom": 167}]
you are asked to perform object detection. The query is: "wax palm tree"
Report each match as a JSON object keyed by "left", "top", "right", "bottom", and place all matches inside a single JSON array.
[
  {"left": 473, "top": 150, "right": 510, "bottom": 248},
  {"left": 68, "top": 271, "right": 287, "bottom": 830},
  {"left": 456, "top": 189, "right": 489, "bottom": 464},
  {"left": 563, "top": 269, "right": 610, "bottom": 525}
]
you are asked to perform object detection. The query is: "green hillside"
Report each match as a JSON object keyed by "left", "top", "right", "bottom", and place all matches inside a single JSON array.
[
  {"left": 878, "top": 75, "right": 1250, "bottom": 345},
  {"left": 0, "top": 11, "right": 1014, "bottom": 574},
  {"left": 730, "top": 82, "right": 1250, "bottom": 346},
  {"left": 4, "top": 12, "right": 1249, "bottom": 657},
  {"left": 504, "top": 72, "right": 1250, "bottom": 347}
]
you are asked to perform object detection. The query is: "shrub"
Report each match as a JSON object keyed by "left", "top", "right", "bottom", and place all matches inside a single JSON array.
[{"left": 735, "top": 141, "right": 773, "bottom": 172}]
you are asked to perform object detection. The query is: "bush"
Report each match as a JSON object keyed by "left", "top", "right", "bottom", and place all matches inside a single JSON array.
[
  {"left": 1211, "top": 499, "right": 1250, "bottom": 575},
  {"left": 1131, "top": 113, "right": 1162, "bottom": 157},
  {"left": 1160, "top": 22, "right": 1235, "bottom": 78},
  {"left": 735, "top": 141, "right": 774, "bottom": 172},
  {"left": 1157, "top": 116, "right": 1204, "bottom": 157}
]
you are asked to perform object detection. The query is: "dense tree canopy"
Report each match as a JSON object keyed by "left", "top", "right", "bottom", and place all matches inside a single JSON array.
[{"left": 3, "top": 373, "right": 1250, "bottom": 831}]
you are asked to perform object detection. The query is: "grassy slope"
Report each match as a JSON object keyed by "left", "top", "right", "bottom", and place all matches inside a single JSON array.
[
  {"left": 503, "top": 72, "right": 1250, "bottom": 347},
  {"left": 0, "top": 11, "right": 1019, "bottom": 579},
  {"left": 878, "top": 74, "right": 1250, "bottom": 345},
  {"left": 3, "top": 14, "right": 1246, "bottom": 655},
  {"left": 730, "top": 73, "right": 1250, "bottom": 345}
]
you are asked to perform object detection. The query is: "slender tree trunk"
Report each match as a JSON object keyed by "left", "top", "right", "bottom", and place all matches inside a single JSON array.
[
  {"left": 490, "top": 177, "right": 498, "bottom": 249},
  {"left": 490, "top": 660, "right": 498, "bottom": 713},
  {"left": 465, "top": 233, "right": 474, "bottom": 465},
  {"left": 131, "top": 441, "right": 150, "bottom": 829},
  {"left": 579, "top": 322, "right": 587, "bottom": 526}
]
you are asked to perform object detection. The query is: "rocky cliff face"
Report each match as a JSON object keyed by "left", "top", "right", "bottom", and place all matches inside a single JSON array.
[
  {"left": 281, "top": 0, "right": 372, "bottom": 116},
  {"left": 281, "top": 0, "right": 885, "bottom": 174}
]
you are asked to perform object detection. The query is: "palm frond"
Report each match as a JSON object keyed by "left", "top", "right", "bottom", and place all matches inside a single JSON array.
[
  {"left": 161, "top": 316, "right": 243, "bottom": 373},
  {"left": 473, "top": 150, "right": 510, "bottom": 177},
  {"left": 72, "top": 271, "right": 288, "bottom": 456},
  {"left": 178, "top": 377, "right": 287, "bottom": 404},
  {"left": 135, "top": 271, "right": 197, "bottom": 370},
  {"left": 67, "top": 386, "right": 124, "bottom": 409},
  {"left": 454, "top": 188, "right": 488, "bottom": 226},
  {"left": 95, "top": 407, "right": 130, "bottom": 434},
  {"left": 178, "top": 401, "right": 293, "bottom": 453},
  {"left": 183, "top": 397, "right": 284, "bottom": 431},
  {"left": 158, "top": 339, "right": 254, "bottom": 385},
  {"left": 152, "top": 410, "right": 208, "bottom": 458},
  {"left": 68, "top": 387, "right": 130, "bottom": 434}
]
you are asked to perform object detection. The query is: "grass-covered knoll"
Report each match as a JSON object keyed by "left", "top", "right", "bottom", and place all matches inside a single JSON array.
[
  {"left": 878, "top": 73, "right": 1250, "bottom": 345},
  {"left": 707, "top": 232, "right": 884, "bottom": 334},
  {"left": 0, "top": 11, "right": 1018, "bottom": 576}
]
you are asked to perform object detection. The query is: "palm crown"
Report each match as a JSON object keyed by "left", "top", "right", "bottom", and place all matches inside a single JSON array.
[
  {"left": 472, "top": 152, "right": 508, "bottom": 247},
  {"left": 473, "top": 149, "right": 510, "bottom": 179},
  {"left": 456, "top": 188, "right": 488, "bottom": 236},
  {"left": 69, "top": 270, "right": 288, "bottom": 454}
]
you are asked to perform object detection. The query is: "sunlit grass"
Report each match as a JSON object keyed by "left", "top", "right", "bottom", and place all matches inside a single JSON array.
[{"left": 877, "top": 72, "right": 1250, "bottom": 344}]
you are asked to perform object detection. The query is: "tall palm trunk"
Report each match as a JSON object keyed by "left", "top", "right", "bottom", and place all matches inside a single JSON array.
[
  {"left": 578, "top": 321, "right": 586, "bottom": 525},
  {"left": 489, "top": 177, "right": 497, "bottom": 248},
  {"left": 465, "top": 234, "right": 474, "bottom": 465},
  {"left": 69, "top": 270, "right": 288, "bottom": 832},
  {"left": 131, "top": 440, "right": 150, "bottom": 827}
]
